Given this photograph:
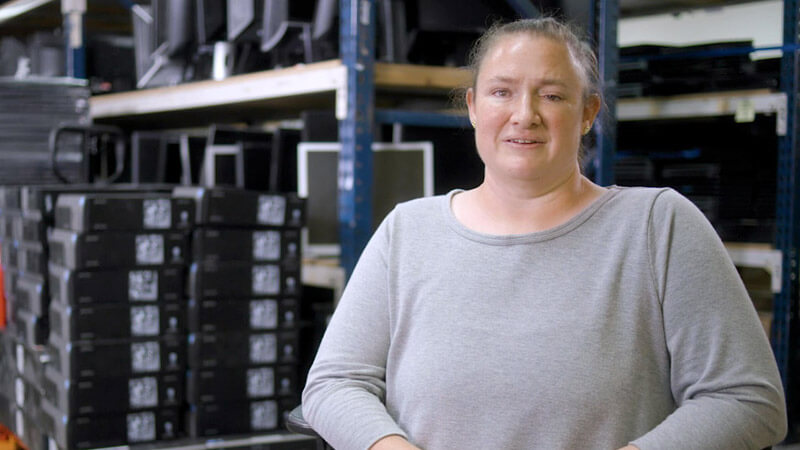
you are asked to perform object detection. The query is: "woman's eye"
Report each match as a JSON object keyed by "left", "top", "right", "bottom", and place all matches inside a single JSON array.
[{"left": 544, "top": 94, "right": 563, "bottom": 102}]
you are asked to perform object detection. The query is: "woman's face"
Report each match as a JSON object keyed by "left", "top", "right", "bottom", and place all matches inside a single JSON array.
[{"left": 467, "top": 33, "right": 600, "bottom": 186}]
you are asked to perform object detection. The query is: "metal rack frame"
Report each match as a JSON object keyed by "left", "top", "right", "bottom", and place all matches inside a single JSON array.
[{"left": 774, "top": 0, "right": 798, "bottom": 425}]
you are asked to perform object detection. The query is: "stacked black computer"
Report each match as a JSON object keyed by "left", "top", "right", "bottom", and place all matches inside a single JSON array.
[
  {"left": 178, "top": 186, "right": 304, "bottom": 437},
  {"left": 40, "top": 191, "right": 194, "bottom": 449}
]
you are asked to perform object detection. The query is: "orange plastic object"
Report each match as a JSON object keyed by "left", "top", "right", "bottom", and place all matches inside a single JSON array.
[{"left": 0, "top": 423, "right": 27, "bottom": 450}]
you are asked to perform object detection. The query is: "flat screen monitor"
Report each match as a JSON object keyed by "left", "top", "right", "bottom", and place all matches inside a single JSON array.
[
  {"left": 297, "top": 141, "right": 434, "bottom": 257},
  {"left": 227, "top": 0, "right": 262, "bottom": 41},
  {"left": 197, "top": 0, "right": 227, "bottom": 44}
]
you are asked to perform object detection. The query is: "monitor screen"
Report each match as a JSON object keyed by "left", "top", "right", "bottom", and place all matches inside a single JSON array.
[
  {"left": 197, "top": 0, "right": 227, "bottom": 44},
  {"left": 227, "top": 0, "right": 259, "bottom": 41},
  {"left": 297, "top": 141, "right": 434, "bottom": 257}
]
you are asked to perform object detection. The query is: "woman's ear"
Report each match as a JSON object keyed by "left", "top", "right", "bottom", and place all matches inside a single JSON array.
[
  {"left": 466, "top": 88, "right": 477, "bottom": 128},
  {"left": 583, "top": 93, "right": 602, "bottom": 125}
]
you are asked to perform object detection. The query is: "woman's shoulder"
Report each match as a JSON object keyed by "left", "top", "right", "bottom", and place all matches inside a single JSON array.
[
  {"left": 374, "top": 192, "right": 451, "bottom": 234},
  {"left": 609, "top": 185, "right": 712, "bottom": 231},
  {"left": 391, "top": 192, "right": 452, "bottom": 217},
  {"left": 610, "top": 185, "right": 693, "bottom": 210}
]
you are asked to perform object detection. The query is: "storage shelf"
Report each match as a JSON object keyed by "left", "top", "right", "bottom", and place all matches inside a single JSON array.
[
  {"left": 91, "top": 59, "right": 784, "bottom": 129},
  {"left": 617, "top": 90, "right": 787, "bottom": 133},
  {"left": 89, "top": 60, "right": 346, "bottom": 123},
  {"left": 89, "top": 61, "right": 470, "bottom": 128},
  {"left": 724, "top": 242, "right": 783, "bottom": 293}
]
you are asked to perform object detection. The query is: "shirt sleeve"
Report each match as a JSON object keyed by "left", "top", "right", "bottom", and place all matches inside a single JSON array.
[
  {"left": 631, "top": 189, "right": 787, "bottom": 450},
  {"left": 301, "top": 211, "right": 408, "bottom": 450}
]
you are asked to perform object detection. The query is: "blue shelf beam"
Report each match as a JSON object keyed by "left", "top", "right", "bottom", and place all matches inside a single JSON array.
[
  {"left": 375, "top": 109, "right": 470, "bottom": 128},
  {"left": 620, "top": 44, "right": 800, "bottom": 63},
  {"left": 338, "top": 0, "right": 377, "bottom": 278}
]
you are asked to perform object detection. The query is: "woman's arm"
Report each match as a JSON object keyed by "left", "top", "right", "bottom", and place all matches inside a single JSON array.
[
  {"left": 632, "top": 190, "right": 786, "bottom": 449},
  {"left": 302, "top": 214, "right": 410, "bottom": 450},
  {"left": 370, "top": 435, "right": 422, "bottom": 450}
]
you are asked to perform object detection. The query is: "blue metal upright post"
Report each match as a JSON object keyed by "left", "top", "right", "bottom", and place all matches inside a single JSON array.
[
  {"left": 593, "top": 0, "right": 618, "bottom": 186},
  {"left": 774, "top": 0, "right": 798, "bottom": 407},
  {"left": 62, "top": 0, "right": 87, "bottom": 79},
  {"left": 339, "top": 0, "right": 376, "bottom": 277}
]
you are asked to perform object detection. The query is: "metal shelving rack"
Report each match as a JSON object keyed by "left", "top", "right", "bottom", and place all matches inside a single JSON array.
[{"left": 775, "top": 0, "right": 798, "bottom": 430}]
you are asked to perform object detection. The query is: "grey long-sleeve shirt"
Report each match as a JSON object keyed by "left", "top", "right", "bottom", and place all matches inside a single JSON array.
[{"left": 302, "top": 186, "right": 787, "bottom": 450}]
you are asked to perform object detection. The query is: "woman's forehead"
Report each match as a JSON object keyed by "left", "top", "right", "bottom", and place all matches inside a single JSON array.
[{"left": 477, "top": 33, "right": 586, "bottom": 86}]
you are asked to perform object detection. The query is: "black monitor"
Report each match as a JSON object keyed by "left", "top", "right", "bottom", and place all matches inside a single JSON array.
[
  {"left": 157, "top": 0, "right": 195, "bottom": 57},
  {"left": 311, "top": 0, "right": 337, "bottom": 40},
  {"left": 227, "top": 0, "right": 263, "bottom": 41},
  {"left": 197, "top": 0, "right": 227, "bottom": 45},
  {"left": 305, "top": 0, "right": 409, "bottom": 64},
  {"left": 204, "top": 126, "right": 301, "bottom": 191},
  {"left": 259, "top": 0, "right": 315, "bottom": 66}
]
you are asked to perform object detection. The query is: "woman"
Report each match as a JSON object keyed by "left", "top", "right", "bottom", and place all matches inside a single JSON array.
[{"left": 302, "top": 17, "right": 787, "bottom": 450}]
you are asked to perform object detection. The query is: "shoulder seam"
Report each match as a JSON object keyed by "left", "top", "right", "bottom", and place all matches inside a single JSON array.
[{"left": 646, "top": 188, "right": 672, "bottom": 306}]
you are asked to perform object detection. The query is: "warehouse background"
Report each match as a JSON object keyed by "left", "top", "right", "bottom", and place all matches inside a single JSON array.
[{"left": 0, "top": 0, "right": 798, "bottom": 449}]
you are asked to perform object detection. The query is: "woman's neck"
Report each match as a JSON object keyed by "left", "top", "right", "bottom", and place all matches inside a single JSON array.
[{"left": 453, "top": 168, "right": 607, "bottom": 235}]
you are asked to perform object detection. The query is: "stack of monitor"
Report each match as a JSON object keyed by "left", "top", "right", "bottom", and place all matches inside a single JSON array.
[{"left": 132, "top": 0, "right": 523, "bottom": 88}]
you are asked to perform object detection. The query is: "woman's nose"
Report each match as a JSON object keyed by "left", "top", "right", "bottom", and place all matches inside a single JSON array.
[{"left": 511, "top": 96, "right": 541, "bottom": 126}]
